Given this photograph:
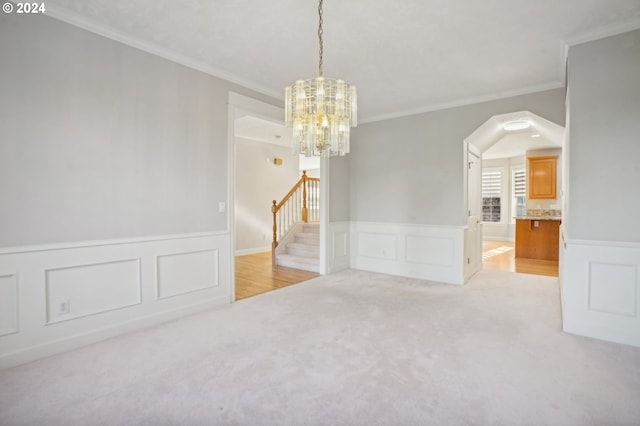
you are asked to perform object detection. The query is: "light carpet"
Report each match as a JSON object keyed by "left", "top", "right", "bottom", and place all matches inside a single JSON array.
[{"left": 1, "top": 269, "right": 639, "bottom": 425}]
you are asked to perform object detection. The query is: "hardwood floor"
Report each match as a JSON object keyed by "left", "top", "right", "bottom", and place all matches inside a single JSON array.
[
  {"left": 483, "top": 240, "right": 559, "bottom": 277},
  {"left": 235, "top": 251, "right": 319, "bottom": 300},
  {"left": 235, "top": 242, "right": 555, "bottom": 301}
]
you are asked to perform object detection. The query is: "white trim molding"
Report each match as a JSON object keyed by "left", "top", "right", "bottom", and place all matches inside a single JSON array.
[
  {"left": 560, "top": 227, "right": 640, "bottom": 347},
  {"left": 0, "top": 273, "right": 19, "bottom": 337},
  {"left": 350, "top": 222, "right": 465, "bottom": 285},
  {"left": 0, "top": 232, "right": 232, "bottom": 369}
]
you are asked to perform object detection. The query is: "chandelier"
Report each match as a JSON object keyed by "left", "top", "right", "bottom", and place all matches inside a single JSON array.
[{"left": 284, "top": 0, "right": 357, "bottom": 157}]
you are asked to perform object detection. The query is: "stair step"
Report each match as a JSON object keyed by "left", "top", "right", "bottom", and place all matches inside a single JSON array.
[
  {"left": 286, "top": 242, "right": 320, "bottom": 257},
  {"left": 277, "top": 254, "right": 320, "bottom": 273},
  {"left": 302, "top": 223, "right": 320, "bottom": 234},
  {"left": 295, "top": 234, "right": 319, "bottom": 246}
]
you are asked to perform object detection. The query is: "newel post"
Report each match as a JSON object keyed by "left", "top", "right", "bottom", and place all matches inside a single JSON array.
[
  {"left": 301, "top": 170, "right": 308, "bottom": 223},
  {"left": 272, "top": 200, "right": 278, "bottom": 266}
]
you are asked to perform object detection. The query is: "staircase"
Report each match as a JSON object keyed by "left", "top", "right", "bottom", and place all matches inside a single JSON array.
[
  {"left": 271, "top": 170, "right": 320, "bottom": 273},
  {"left": 276, "top": 223, "right": 320, "bottom": 273}
]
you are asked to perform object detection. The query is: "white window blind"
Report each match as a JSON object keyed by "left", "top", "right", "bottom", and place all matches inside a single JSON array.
[
  {"left": 513, "top": 169, "right": 526, "bottom": 197},
  {"left": 512, "top": 167, "right": 527, "bottom": 221},
  {"left": 482, "top": 170, "right": 502, "bottom": 197},
  {"left": 482, "top": 169, "right": 502, "bottom": 223}
]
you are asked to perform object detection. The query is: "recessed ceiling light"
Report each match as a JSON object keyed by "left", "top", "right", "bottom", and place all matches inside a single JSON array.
[
  {"left": 503, "top": 120, "right": 531, "bottom": 131},
  {"left": 531, "top": 133, "right": 541, "bottom": 138}
]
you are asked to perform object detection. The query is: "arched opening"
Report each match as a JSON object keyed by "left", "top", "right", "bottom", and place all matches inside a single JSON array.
[{"left": 463, "top": 111, "right": 565, "bottom": 280}]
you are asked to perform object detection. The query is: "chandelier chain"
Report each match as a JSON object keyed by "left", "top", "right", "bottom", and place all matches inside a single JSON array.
[{"left": 318, "top": 0, "right": 323, "bottom": 77}]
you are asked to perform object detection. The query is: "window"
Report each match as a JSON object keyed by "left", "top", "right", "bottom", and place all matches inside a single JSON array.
[
  {"left": 512, "top": 167, "right": 526, "bottom": 222},
  {"left": 482, "top": 169, "right": 502, "bottom": 222}
]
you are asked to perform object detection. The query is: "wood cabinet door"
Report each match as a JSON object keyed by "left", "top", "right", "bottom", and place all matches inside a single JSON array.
[
  {"left": 528, "top": 156, "right": 557, "bottom": 199},
  {"left": 515, "top": 219, "right": 560, "bottom": 261}
]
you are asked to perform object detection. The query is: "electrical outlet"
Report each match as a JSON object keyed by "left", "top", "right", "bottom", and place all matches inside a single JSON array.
[{"left": 56, "top": 299, "right": 70, "bottom": 315}]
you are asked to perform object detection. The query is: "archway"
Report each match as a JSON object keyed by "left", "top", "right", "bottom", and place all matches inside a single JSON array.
[{"left": 463, "top": 111, "right": 565, "bottom": 280}]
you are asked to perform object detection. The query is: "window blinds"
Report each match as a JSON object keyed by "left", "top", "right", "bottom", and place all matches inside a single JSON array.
[{"left": 482, "top": 170, "right": 502, "bottom": 197}]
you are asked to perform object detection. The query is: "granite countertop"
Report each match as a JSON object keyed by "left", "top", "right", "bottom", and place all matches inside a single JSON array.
[{"left": 516, "top": 216, "right": 562, "bottom": 221}]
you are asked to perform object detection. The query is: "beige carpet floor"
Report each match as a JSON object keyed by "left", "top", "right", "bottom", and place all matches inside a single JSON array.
[{"left": 1, "top": 269, "right": 639, "bottom": 425}]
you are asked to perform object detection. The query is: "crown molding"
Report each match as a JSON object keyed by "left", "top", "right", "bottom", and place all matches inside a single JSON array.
[
  {"left": 40, "top": 3, "right": 640, "bottom": 126},
  {"left": 44, "top": 3, "right": 282, "bottom": 101},
  {"left": 360, "top": 81, "right": 564, "bottom": 124},
  {"left": 561, "top": 16, "right": 640, "bottom": 68}
]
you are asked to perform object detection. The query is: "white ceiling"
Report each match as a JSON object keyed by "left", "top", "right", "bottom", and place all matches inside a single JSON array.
[
  {"left": 235, "top": 115, "right": 319, "bottom": 171},
  {"left": 467, "top": 111, "right": 564, "bottom": 159},
  {"left": 45, "top": 0, "right": 640, "bottom": 123},
  {"left": 235, "top": 116, "right": 292, "bottom": 148}
]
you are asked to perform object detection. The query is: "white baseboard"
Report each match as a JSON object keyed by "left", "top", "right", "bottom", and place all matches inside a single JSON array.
[
  {"left": 350, "top": 221, "right": 465, "bottom": 285},
  {"left": 0, "top": 295, "right": 227, "bottom": 369},
  {"left": 560, "top": 228, "right": 640, "bottom": 347},
  {"left": 483, "top": 236, "right": 515, "bottom": 243},
  {"left": 235, "top": 246, "right": 270, "bottom": 256},
  {"left": 0, "top": 232, "right": 232, "bottom": 369}
]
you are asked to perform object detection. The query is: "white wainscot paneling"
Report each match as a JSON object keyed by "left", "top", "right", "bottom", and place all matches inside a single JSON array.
[
  {"left": 561, "top": 237, "right": 640, "bottom": 347},
  {"left": 329, "top": 222, "right": 350, "bottom": 273},
  {"left": 351, "top": 222, "right": 465, "bottom": 285},
  {"left": 358, "top": 232, "right": 397, "bottom": 260},
  {"left": 0, "top": 273, "right": 18, "bottom": 336},
  {"left": 46, "top": 259, "right": 141, "bottom": 324},
  {"left": 157, "top": 249, "right": 219, "bottom": 299},
  {"left": 405, "top": 235, "right": 453, "bottom": 266},
  {"left": 588, "top": 262, "right": 637, "bottom": 316},
  {"left": 0, "top": 232, "right": 231, "bottom": 369}
]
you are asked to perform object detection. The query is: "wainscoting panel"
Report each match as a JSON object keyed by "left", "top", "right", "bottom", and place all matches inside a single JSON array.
[
  {"left": 157, "top": 249, "right": 219, "bottom": 299},
  {"left": 405, "top": 235, "right": 454, "bottom": 266},
  {"left": 588, "top": 262, "right": 637, "bottom": 317},
  {"left": 357, "top": 232, "right": 398, "bottom": 260},
  {"left": 328, "top": 222, "right": 350, "bottom": 273},
  {"left": 0, "top": 232, "right": 231, "bottom": 369},
  {"left": 560, "top": 228, "right": 640, "bottom": 347},
  {"left": 46, "top": 259, "right": 141, "bottom": 324},
  {"left": 350, "top": 222, "right": 465, "bottom": 285},
  {"left": 0, "top": 273, "right": 18, "bottom": 336}
]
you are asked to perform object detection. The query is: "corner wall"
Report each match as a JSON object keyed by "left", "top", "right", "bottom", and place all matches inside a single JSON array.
[
  {"left": 562, "top": 29, "right": 640, "bottom": 347},
  {"left": 235, "top": 138, "right": 300, "bottom": 254},
  {"left": 348, "top": 89, "right": 565, "bottom": 284}
]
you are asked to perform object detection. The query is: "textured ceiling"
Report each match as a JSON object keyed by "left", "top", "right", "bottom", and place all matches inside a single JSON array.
[{"left": 46, "top": 0, "right": 640, "bottom": 122}]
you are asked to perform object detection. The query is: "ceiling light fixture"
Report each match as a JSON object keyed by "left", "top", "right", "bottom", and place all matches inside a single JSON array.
[
  {"left": 531, "top": 133, "right": 541, "bottom": 138},
  {"left": 284, "top": 0, "right": 357, "bottom": 157},
  {"left": 503, "top": 120, "right": 531, "bottom": 131}
]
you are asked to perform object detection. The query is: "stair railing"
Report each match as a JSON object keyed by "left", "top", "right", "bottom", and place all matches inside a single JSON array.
[{"left": 271, "top": 170, "right": 320, "bottom": 266}]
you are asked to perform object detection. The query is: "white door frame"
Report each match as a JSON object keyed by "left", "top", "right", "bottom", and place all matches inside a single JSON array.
[
  {"left": 463, "top": 141, "right": 482, "bottom": 281},
  {"left": 227, "top": 93, "right": 331, "bottom": 302}
]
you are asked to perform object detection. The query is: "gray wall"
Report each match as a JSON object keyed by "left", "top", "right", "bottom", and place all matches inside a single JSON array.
[
  {"left": 0, "top": 13, "right": 277, "bottom": 247},
  {"left": 349, "top": 89, "right": 566, "bottom": 226},
  {"left": 567, "top": 29, "right": 640, "bottom": 242},
  {"left": 235, "top": 138, "right": 300, "bottom": 251}
]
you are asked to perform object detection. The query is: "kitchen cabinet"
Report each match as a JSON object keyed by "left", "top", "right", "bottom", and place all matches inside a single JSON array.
[
  {"left": 528, "top": 156, "right": 558, "bottom": 199},
  {"left": 515, "top": 219, "right": 561, "bottom": 261}
]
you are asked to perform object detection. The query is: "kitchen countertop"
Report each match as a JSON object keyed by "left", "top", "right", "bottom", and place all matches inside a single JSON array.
[{"left": 516, "top": 216, "right": 562, "bottom": 221}]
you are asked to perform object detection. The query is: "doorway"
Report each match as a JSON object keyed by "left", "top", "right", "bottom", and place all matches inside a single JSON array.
[
  {"left": 482, "top": 240, "right": 558, "bottom": 276},
  {"left": 463, "top": 111, "right": 565, "bottom": 278},
  {"left": 235, "top": 252, "right": 318, "bottom": 300},
  {"left": 228, "top": 93, "right": 325, "bottom": 301}
]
